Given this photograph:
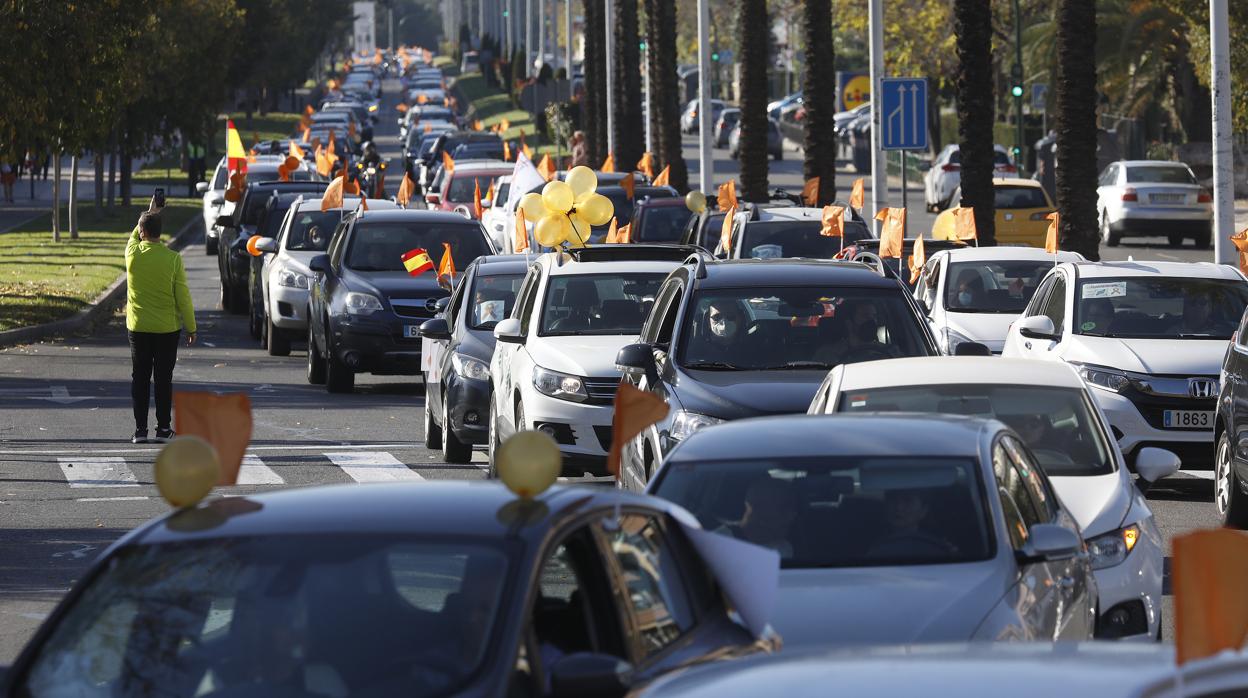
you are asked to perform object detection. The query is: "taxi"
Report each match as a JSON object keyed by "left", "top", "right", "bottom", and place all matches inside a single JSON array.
[{"left": 931, "top": 179, "right": 1054, "bottom": 247}]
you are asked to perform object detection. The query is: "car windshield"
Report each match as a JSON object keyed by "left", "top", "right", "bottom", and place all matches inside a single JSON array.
[
  {"left": 259, "top": 203, "right": 294, "bottom": 238},
  {"left": 994, "top": 186, "right": 1049, "bottom": 209},
  {"left": 539, "top": 273, "right": 667, "bottom": 336},
  {"left": 600, "top": 188, "right": 677, "bottom": 227},
  {"left": 739, "top": 220, "right": 840, "bottom": 259},
  {"left": 284, "top": 210, "right": 342, "bottom": 251},
  {"left": 239, "top": 191, "right": 276, "bottom": 225},
  {"left": 653, "top": 456, "right": 992, "bottom": 568},
  {"left": 837, "top": 385, "right": 1114, "bottom": 476},
  {"left": 468, "top": 273, "right": 523, "bottom": 329},
  {"left": 1075, "top": 277, "right": 1248, "bottom": 339},
  {"left": 20, "top": 535, "right": 509, "bottom": 698},
  {"left": 1126, "top": 165, "right": 1195, "bottom": 184},
  {"left": 678, "top": 287, "right": 930, "bottom": 371},
  {"left": 636, "top": 206, "right": 694, "bottom": 243},
  {"left": 447, "top": 175, "right": 500, "bottom": 204},
  {"left": 346, "top": 223, "right": 492, "bottom": 272},
  {"left": 452, "top": 144, "right": 505, "bottom": 160},
  {"left": 945, "top": 260, "right": 1053, "bottom": 313}
]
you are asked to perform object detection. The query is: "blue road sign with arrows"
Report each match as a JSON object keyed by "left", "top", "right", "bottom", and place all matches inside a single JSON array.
[{"left": 880, "top": 77, "right": 928, "bottom": 151}]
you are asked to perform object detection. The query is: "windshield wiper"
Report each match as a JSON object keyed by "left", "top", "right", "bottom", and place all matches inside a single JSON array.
[
  {"left": 683, "top": 361, "right": 748, "bottom": 371},
  {"left": 766, "top": 361, "right": 833, "bottom": 370}
]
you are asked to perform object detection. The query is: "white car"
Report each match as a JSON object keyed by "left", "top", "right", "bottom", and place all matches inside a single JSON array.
[
  {"left": 197, "top": 154, "right": 313, "bottom": 256},
  {"left": 810, "top": 357, "right": 1179, "bottom": 640},
  {"left": 913, "top": 246, "right": 1085, "bottom": 354},
  {"left": 488, "top": 247, "right": 684, "bottom": 476},
  {"left": 922, "top": 144, "right": 1018, "bottom": 212},
  {"left": 479, "top": 175, "right": 514, "bottom": 252},
  {"left": 1002, "top": 261, "right": 1248, "bottom": 472},
  {"left": 252, "top": 196, "right": 398, "bottom": 355},
  {"left": 1096, "top": 159, "right": 1212, "bottom": 248}
]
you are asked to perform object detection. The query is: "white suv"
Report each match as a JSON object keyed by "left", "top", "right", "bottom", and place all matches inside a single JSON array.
[
  {"left": 488, "top": 246, "right": 690, "bottom": 476},
  {"left": 1002, "top": 261, "right": 1248, "bottom": 471}
]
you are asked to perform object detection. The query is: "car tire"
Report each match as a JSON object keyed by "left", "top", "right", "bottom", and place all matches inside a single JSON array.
[
  {"left": 248, "top": 299, "right": 263, "bottom": 340},
  {"left": 1167, "top": 234, "right": 1184, "bottom": 248},
  {"left": 423, "top": 378, "right": 443, "bottom": 450},
  {"left": 229, "top": 284, "right": 249, "bottom": 315},
  {"left": 486, "top": 391, "right": 500, "bottom": 478},
  {"left": 1216, "top": 432, "right": 1248, "bottom": 528},
  {"left": 1102, "top": 213, "right": 1122, "bottom": 247},
  {"left": 442, "top": 393, "right": 473, "bottom": 463},
  {"left": 325, "top": 351, "right": 355, "bottom": 393},
  {"left": 306, "top": 324, "right": 326, "bottom": 385},
  {"left": 206, "top": 238, "right": 217, "bottom": 256},
  {"left": 1195, "top": 230, "right": 1212, "bottom": 249},
  {"left": 267, "top": 317, "right": 291, "bottom": 356},
  {"left": 219, "top": 282, "right": 234, "bottom": 313}
]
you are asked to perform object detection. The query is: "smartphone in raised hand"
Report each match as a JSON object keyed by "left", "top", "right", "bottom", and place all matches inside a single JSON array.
[{"left": 153, "top": 188, "right": 166, "bottom": 209}]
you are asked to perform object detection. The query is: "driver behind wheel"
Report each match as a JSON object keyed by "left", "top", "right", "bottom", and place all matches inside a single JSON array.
[{"left": 867, "top": 488, "right": 957, "bottom": 558}]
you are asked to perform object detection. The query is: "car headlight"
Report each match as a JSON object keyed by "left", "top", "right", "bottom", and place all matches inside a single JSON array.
[
  {"left": 1086, "top": 524, "right": 1140, "bottom": 570},
  {"left": 277, "top": 269, "right": 310, "bottom": 289},
  {"left": 533, "top": 366, "right": 588, "bottom": 402},
  {"left": 344, "top": 291, "right": 384, "bottom": 314},
  {"left": 944, "top": 328, "right": 973, "bottom": 354},
  {"left": 1073, "top": 363, "right": 1131, "bottom": 393},
  {"left": 451, "top": 353, "right": 490, "bottom": 381},
  {"left": 669, "top": 411, "right": 724, "bottom": 442}
]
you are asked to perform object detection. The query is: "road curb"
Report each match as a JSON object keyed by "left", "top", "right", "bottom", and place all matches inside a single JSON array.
[{"left": 0, "top": 215, "right": 202, "bottom": 348}]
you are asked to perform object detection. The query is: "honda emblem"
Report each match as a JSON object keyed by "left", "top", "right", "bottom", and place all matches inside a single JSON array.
[{"left": 1188, "top": 378, "right": 1217, "bottom": 398}]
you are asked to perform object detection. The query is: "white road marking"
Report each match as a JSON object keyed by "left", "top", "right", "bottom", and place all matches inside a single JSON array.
[
  {"left": 325, "top": 451, "right": 424, "bottom": 482},
  {"left": 1177, "top": 470, "right": 1216, "bottom": 481},
  {"left": 74, "top": 496, "right": 150, "bottom": 502},
  {"left": 58, "top": 457, "right": 139, "bottom": 488},
  {"left": 0, "top": 443, "right": 419, "bottom": 456},
  {"left": 232, "top": 454, "right": 284, "bottom": 485},
  {"left": 26, "top": 386, "right": 91, "bottom": 404}
]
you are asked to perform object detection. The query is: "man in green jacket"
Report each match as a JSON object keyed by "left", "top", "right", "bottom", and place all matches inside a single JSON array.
[{"left": 126, "top": 196, "right": 196, "bottom": 443}]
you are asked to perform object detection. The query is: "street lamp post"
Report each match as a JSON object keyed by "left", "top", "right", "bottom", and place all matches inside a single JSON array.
[
  {"left": 565, "top": 0, "right": 572, "bottom": 81},
  {"left": 1013, "top": 0, "right": 1024, "bottom": 174},
  {"left": 696, "top": 0, "right": 713, "bottom": 193},
  {"left": 606, "top": 0, "right": 616, "bottom": 157},
  {"left": 868, "top": 0, "right": 886, "bottom": 228},
  {"left": 1211, "top": 0, "right": 1234, "bottom": 265}
]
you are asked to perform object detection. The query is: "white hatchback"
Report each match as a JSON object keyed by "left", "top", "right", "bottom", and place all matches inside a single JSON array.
[{"left": 809, "top": 356, "right": 1179, "bottom": 640}]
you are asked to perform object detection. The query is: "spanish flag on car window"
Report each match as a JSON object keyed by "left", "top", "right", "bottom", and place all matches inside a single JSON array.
[{"left": 401, "top": 248, "right": 434, "bottom": 276}]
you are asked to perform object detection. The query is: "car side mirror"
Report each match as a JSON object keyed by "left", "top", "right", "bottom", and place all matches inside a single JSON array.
[
  {"left": 918, "top": 161, "right": 932, "bottom": 172},
  {"left": 954, "top": 341, "right": 992, "bottom": 356},
  {"left": 419, "top": 318, "right": 452, "bottom": 340},
  {"left": 426, "top": 193, "right": 441, "bottom": 205},
  {"left": 1017, "top": 315, "right": 1057, "bottom": 341},
  {"left": 1135, "top": 447, "right": 1181, "bottom": 483},
  {"left": 493, "top": 318, "right": 523, "bottom": 344},
  {"left": 549, "top": 652, "right": 633, "bottom": 698},
  {"left": 196, "top": 181, "right": 209, "bottom": 194},
  {"left": 616, "top": 343, "right": 658, "bottom": 383},
  {"left": 1022, "top": 523, "right": 1082, "bottom": 562},
  {"left": 308, "top": 254, "right": 331, "bottom": 274},
  {"left": 434, "top": 296, "right": 451, "bottom": 312},
  {"left": 215, "top": 214, "right": 235, "bottom": 228},
  {"left": 255, "top": 237, "right": 278, "bottom": 254}
]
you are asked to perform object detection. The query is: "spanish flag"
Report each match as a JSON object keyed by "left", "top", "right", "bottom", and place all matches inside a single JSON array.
[{"left": 401, "top": 248, "right": 434, "bottom": 276}]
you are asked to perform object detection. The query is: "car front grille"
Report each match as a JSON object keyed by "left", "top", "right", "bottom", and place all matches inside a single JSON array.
[
  {"left": 583, "top": 377, "right": 621, "bottom": 406},
  {"left": 1120, "top": 379, "right": 1217, "bottom": 431},
  {"left": 389, "top": 298, "right": 436, "bottom": 320}
]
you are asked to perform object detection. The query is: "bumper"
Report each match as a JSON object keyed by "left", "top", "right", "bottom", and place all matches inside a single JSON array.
[
  {"left": 445, "top": 374, "right": 491, "bottom": 445},
  {"left": 1111, "top": 211, "right": 1211, "bottom": 235},
  {"left": 269, "top": 284, "right": 311, "bottom": 330},
  {"left": 327, "top": 314, "right": 423, "bottom": 375},
  {"left": 521, "top": 389, "right": 614, "bottom": 474},
  {"left": 1090, "top": 388, "right": 1215, "bottom": 469},
  {"left": 1092, "top": 517, "right": 1164, "bottom": 640}
]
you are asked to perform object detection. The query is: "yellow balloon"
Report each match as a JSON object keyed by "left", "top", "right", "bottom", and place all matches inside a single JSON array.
[
  {"left": 497, "top": 430, "right": 562, "bottom": 498},
  {"left": 535, "top": 213, "right": 571, "bottom": 247},
  {"left": 566, "top": 165, "right": 598, "bottom": 198},
  {"left": 567, "top": 213, "right": 592, "bottom": 246},
  {"left": 541, "top": 180, "right": 575, "bottom": 214},
  {"left": 685, "top": 190, "right": 707, "bottom": 214},
  {"left": 518, "top": 192, "right": 548, "bottom": 221},
  {"left": 577, "top": 193, "right": 614, "bottom": 226},
  {"left": 154, "top": 436, "right": 220, "bottom": 508}
]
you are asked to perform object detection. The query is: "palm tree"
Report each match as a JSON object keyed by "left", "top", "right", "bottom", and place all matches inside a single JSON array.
[
  {"left": 582, "top": 0, "right": 606, "bottom": 164},
  {"left": 1055, "top": 0, "right": 1099, "bottom": 259},
  {"left": 644, "top": 0, "right": 688, "bottom": 191},
  {"left": 952, "top": 0, "right": 995, "bottom": 245},
  {"left": 737, "top": 0, "right": 769, "bottom": 202},
  {"left": 800, "top": 0, "right": 835, "bottom": 205},
  {"left": 612, "top": 0, "right": 644, "bottom": 169}
]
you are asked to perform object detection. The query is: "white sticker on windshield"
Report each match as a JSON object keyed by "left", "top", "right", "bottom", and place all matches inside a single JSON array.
[
  {"left": 750, "top": 244, "right": 783, "bottom": 259},
  {"left": 1081, "top": 282, "right": 1126, "bottom": 299}
]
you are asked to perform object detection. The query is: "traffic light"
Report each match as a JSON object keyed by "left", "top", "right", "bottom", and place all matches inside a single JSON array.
[
  {"left": 711, "top": 51, "right": 720, "bottom": 62},
  {"left": 503, "top": 9, "right": 509, "bottom": 17},
  {"left": 1011, "top": 83, "right": 1024, "bottom": 98},
  {"left": 640, "top": 40, "right": 647, "bottom": 51}
]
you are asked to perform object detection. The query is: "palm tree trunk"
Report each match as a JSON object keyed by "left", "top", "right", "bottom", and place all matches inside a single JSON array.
[
  {"left": 582, "top": 0, "right": 606, "bottom": 165},
  {"left": 1055, "top": 0, "right": 1098, "bottom": 259},
  {"left": 953, "top": 0, "right": 996, "bottom": 245},
  {"left": 68, "top": 154, "right": 78, "bottom": 239},
  {"left": 612, "top": 0, "right": 644, "bottom": 169},
  {"left": 801, "top": 0, "right": 835, "bottom": 205},
  {"left": 646, "top": 0, "right": 687, "bottom": 191},
  {"left": 737, "top": 0, "right": 770, "bottom": 202}
]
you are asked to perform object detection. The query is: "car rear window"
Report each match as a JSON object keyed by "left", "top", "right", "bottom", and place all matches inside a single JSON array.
[
  {"left": 346, "top": 222, "right": 492, "bottom": 272},
  {"left": 994, "top": 186, "right": 1049, "bottom": 209},
  {"left": 740, "top": 220, "right": 838, "bottom": 259},
  {"left": 653, "top": 456, "right": 993, "bottom": 568},
  {"left": 945, "top": 260, "right": 1053, "bottom": 313},
  {"left": 1125, "top": 165, "right": 1196, "bottom": 184},
  {"left": 469, "top": 273, "right": 524, "bottom": 329},
  {"left": 636, "top": 206, "right": 694, "bottom": 243},
  {"left": 447, "top": 174, "right": 501, "bottom": 204}
]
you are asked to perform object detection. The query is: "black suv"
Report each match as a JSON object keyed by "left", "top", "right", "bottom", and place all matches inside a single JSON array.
[
  {"left": 217, "top": 180, "right": 327, "bottom": 313},
  {"left": 614, "top": 254, "right": 940, "bottom": 491},
  {"left": 307, "top": 209, "right": 495, "bottom": 393},
  {"left": 419, "top": 255, "right": 531, "bottom": 462}
]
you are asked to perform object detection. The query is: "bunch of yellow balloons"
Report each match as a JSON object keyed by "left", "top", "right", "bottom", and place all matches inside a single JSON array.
[{"left": 517, "top": 166, "right": 615, "bottom": 248}]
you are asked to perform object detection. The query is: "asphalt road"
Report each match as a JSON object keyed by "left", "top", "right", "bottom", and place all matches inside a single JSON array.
[{"left": 0, "top": 87, "right": 1221, "bottom": 664}]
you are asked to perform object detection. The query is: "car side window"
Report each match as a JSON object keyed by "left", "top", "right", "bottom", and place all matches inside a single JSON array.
[
  {"left": 604, "top": 514, "right": 698, "bottom": 661},
  {"left": 1236, "top": 307, "right": 1248, "bottom": 348},
  {"left": 1002, "top": 436, "right": 1057, "bottom": 522},
  {"left": 1039, "top": 274, "right": 1067, "bottom": 333},
  {"left": 1023, "top": 276, "right": 1054, "bottom": 318},
  {"left": 446, "top": 269, "right": 468, "bottom": 327},
  {"left": 515, "top": 269, "right": 542, "bottom": 335},
  {"left": 919, "top": 259, "right": 941, "bottom": 310},
  {"left": 993, "top": 440, "right": 1043, "bottom": 549},
  {"left": 640, "top": 281, "right": 679, "bottom": 345}
]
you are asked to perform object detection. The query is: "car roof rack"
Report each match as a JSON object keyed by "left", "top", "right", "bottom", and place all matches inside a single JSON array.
[{"left": 561, "top": 244, "right": 704, "bottom": 264}]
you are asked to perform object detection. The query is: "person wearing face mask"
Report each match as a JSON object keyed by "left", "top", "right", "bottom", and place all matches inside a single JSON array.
[
  {"left": 692, "top": 300, "right": 751, "bottom": 367},
  {"left": 952, "top": 269, "right": 984, "bottom": 309}
]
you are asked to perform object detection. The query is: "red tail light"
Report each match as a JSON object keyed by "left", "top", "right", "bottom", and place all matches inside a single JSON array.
[
  {"left": 998, "top": 165, "right": 1017, "bottom": 173},
  {"left": 941, "top": 164, "right": 960, "bottom": 172},
  {"left": 1121, "top": 188, "right": 1138, "bottom": 202},
  {"left": 1198, "top": 190, "right": 1213, "bottom": 203}
]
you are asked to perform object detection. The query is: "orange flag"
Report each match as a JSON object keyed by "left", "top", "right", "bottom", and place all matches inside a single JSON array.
[
  {"left": 522, "top": 141, "right": 533, "bottom": 160},
  {"left": 652, "top": 165, "right": 670, "bottom": 187},
  {"left": 301, "top": 125, "right": 311, "bottom": 143},
  {"left": 850, "top": 177, "right": 865, "bottom": 210},
  {"left": 327, "top": 129, "right": 337, "bottom": 157},
  {"left": 417, "top": 93, "right": 429, "bottom": 105},
  {"left": 343, "top": 175, "right": 361, "bottom": 196},
  {"left": 537, "top": 154, "right": 555, "bottom": 182},
  {"left": 514, "top": 208, "right": 530, "bottom": 252},
  {"left": 953, "top": 207, "right": 978, "bottom": 243},
  {"left": 473, "top": 119, "right": 484, "bottom": 131},
  {"left": 1173, "top": 528, "right": 1248, "bottom": 665},
  {"left": 438, "top": 242, "right": 457, "bottom": 284},
  {"left": 304, "top": 104, "right": 315, "bottom": 117},
  {"left": 397, "top": 172, "right": 415, "bottom": 207},
  {"left": 473, "top": 178, "right": 484, "bottom": 219},
  {"left": 1232, "top": 229, "right": 1248, "bottom": 277},
  {"left": 276, "top": 164, "right": 291, "bottom": 182},
  {"left": 314, "top": 146, "right": 331, "bottom": 177},
  {"left": 637, "top": 152, "right": 655, "bottom": 179},
  {"left": 606, "top": 383, "right": 670, "bottom": 479},
  {"left": 621, "top": 173, "right": 635, "bottom": 201},
  {"left": 601, "top": 153, "right": 616, "bottom": 173},
  {"left": 875, "top": 207, "right": 905, "bottom": 258},
  {"left": 442, "top": 151, "right": 455, "bottom": 174},
  {"left": 802, "top": 177, "right": 820, "bottom": 207},
  {"left": 1045, "top": 211, "right": 1060, "bottom": 254},
  {"left": 500, "top": 117, "right": 511, "bottom": 132},
  {"left": 719, "top": 205, "right": 737, "bottom": 254},
  {"left": 718, "top": 179, "right": 738, "bottom": 210},
  {"left": 605, "top": 216, "right": 619, "bottom": 243},
  {"left": 503, "top": 140, "right": 512, "bottom": 161},
  {"left": 395, "top": 102, "right": 409, "bottom": 113},
  {"left": 289, "top": 140, "right": 305, "bottom": 159},
  {"left": 173, "top": 392, "right": 252, "bottom": 486},
  {"left": 908, "top": 235, "right": 926, "bottom": 284},
  {"left": 820, "top": 205, "right": 845, "bottom": 238},
  {"left": 617, "top": 222, "right": 632, "bottom": 244},
  {"left": 321, "top": 175, "right": 345, "bottom": 212}
]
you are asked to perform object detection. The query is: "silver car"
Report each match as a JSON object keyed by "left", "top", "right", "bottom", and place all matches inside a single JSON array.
[
  {"left": 648, "top": 413, "right": 1097, "bottom": 647},
  {"left": 1096, "top": 159, "right": 1212, "bottom": 248}
]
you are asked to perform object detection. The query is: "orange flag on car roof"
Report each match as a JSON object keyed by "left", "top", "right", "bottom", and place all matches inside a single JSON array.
[
  {"left": 850, "top": 177, "right": 865, "bottom": 211},
  {"left": 438, "top": 242, "right": 457, "bottom": 284},
  {"left": 301, "top": 125, "right": 311, "bottom": 143},
  {"left": 719, "top": 205, "right": 737, "bottom": 254},
  {"left": 802, "top": 177, "right": 820, "bottom": 207},
  {"left": 522, "top": 141, "right": 533, "bottom": 160},
  {"left": 1231, "top": 229, "right": 1248, "bottom": 277},
  {"left": 442, "top": 151, "right": 455, "bottom": 173},
  {"left": 617, "top": 222, "right": 632, "bottom": 244},
  {"left": 289, "top": 140, "right": 305, "bottom": 159},
  {"left": 515, "top": 208, "right": 530, "bottom": 252},
  {"left": 621, "top": 173, "right": 635, "bottom": 201},
  {"left": 953, "top": 207, "right": 978, "bottom": 244},
  {"left": 314, "top": 146, "right": 331, "bottom": 177},
  {"left": 820, "top": 205, "right": 845, "bottom": 238},
  {"left": 396, "top": 172, "right": 416, "bottom": 207},
  {"left": 605, "top": 216, "right": 620, "bottom": 243},
  {"left": 875, "top": 207, "right": 905, "bottom": 259},
  {"left": 1045, "top": 211, "right": 1061, "bottom": 254},
  {"left": 473, "top": 178, "right": 484, "bottom": 219},
  {"left": 607, "top": 384, "right": 670, "bottom": 479},
  {"left": 173, "top": 391, "right": 252, "bottom": 485},
  {"left": 343, "top": 175, "right": 361, "bottom": 196},
  {"left": 1173, "top": 528, "right": 1248, "bottom": 665},
  {"left": 320, "top": 175, "right": 345, "bottom": 211},
  {"left": 503, "top": 140, "right": 512, "bottom": 161},
  {"left": 601, "top": 153, "right": 615, "bottom": 173},
  {"left": 908, "top": 235, "right": 926, "bottom": 284},
  {"left": 637, "top": 152, "right": 655, "bottom": 179},
  {"left": 652, "top": 165, "right": 671, "bottom": 187},
  {"left": 718, "top": 179, "right": 738, "bottom": 210},
  {"left": 537, "top": 154, "right": 556, "bottom": 182}
]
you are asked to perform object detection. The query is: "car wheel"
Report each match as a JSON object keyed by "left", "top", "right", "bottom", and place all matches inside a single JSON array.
[
  {"left": 306, "top": 324, "right": 326, "bottom": 385},
  {"left": 248, "top": 299, "right": 263, "bottom": 340},
  {"left": 267, "top": 317, "right": 291, "bottom": 356},
  {"left": 442, "top": 392, "right": 473, "bottom": 463},
  {"left": 219, "top": 282, "right": 233, "bottom": 313},
  {"left": 325, "top": 350, "right": 355, "bottom": 393},
  {"left": 1194, "top": 230, "right": 1212, "bottom": 249},
  {"left": 1217, "top": 433, "right": 1248, "bottom": 528},
  {"left": 229, "top": 284, "right": 249, "bottom": 315},
  {"left": 206, "top": 237, "right": 217, "bottom": 256},
  {"left": 1102, "top": 213, "right": 1122, "bottom": 247},
  {"left": 1167, "top": 234, "right": 1184, "bottom": 248},
  {"left": 423, "top": 378, "right": 443, "bottom": 449}
]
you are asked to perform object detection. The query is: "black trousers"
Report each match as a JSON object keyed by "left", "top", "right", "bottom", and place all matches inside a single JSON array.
[{"left": 128, "top": 330, "right": 180, "bottom": 431}]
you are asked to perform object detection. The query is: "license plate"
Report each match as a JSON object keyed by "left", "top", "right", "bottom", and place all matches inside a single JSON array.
[
  {"left": 1163, "top": 410, "right": 1213, "bottom": 428},
  {"left": 404, "top": 325, "right": 421, "bottom": 339},
  {"left": 1150, "top": 193, "right": 1184, "bottom": 204}
]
